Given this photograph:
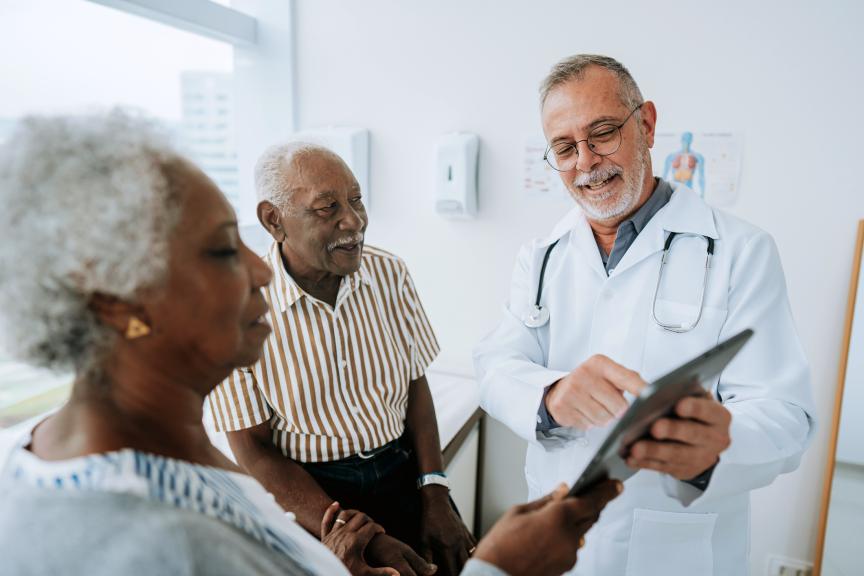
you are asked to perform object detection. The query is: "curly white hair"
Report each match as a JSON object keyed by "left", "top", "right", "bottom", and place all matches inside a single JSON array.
[
  {"left": 0, "top": 110, "right": 183, "bottom": 374},
  {"left": 254, "top": 141, "right": 343, "bottom": 211}
]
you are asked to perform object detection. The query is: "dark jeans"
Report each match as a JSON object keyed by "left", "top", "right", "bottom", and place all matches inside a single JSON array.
[{"left": 301, "top": 435, "right": 423, "bottom": 550}]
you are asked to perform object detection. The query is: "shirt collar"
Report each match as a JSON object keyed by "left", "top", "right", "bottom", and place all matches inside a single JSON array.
[
  {"left": 538, "top": 178, "right": 717, "bottom": 248},
  {"left": 621, "top": 178, "right": 673, "bottom": 235},
  {"left": 266, "top": 242, "right": 372, "bottom": 312}
]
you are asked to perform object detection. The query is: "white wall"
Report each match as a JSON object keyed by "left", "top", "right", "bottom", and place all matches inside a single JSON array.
[{"left": 290, "top": 0, "right": 864, "bottom": 572}]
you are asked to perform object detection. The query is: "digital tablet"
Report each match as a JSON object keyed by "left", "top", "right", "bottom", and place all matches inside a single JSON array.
[{"left": 568, "top": 328, "right": 753, "bottom": 497}]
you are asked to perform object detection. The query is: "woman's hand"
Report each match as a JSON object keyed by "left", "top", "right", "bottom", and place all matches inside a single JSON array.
[
  {"left": 320, "top": 502, "right": 399, "bottom": 576},
  {"left": 473, "top": 479, "right": 622, "bottom": 576}
]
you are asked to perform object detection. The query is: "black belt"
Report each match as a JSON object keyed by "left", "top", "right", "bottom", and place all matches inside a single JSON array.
[{"left": 340, "top": 437, "right": 404, "bottom": 463}]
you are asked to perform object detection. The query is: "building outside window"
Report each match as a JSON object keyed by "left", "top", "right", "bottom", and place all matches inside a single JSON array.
[{"left": 181, "top": 71, "right": 240, "bottom": 206}]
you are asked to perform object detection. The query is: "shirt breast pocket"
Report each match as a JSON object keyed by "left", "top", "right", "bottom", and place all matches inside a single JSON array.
[{"left": 642, "top": 299, "right": 727, "bottom": 388}]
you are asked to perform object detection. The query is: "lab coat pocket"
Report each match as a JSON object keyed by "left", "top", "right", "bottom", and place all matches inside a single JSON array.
[
  {"left": 625, "top": 509, "right": 717, "bottom": 576},
  {"left": 642, "top": 300, "right": 727, "bottom": 382}
]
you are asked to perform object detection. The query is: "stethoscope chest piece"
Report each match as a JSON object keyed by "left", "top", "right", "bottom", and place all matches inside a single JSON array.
[
  {"left": 523, "top": 304, "right": 550, "bottom": 328},
  {"left": 523, "top": 239, "right": 560, "bottom": 329}
]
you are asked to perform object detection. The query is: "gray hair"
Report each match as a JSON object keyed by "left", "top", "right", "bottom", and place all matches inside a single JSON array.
[
  {"left": 0, "top": 110, "right": 183, "bottom": 375},
  {"left": 254, "top": 141, "right": 342, "bottom": 210},
  {"left": 539, "top": 54, "right": 644, "bottom": 110}
]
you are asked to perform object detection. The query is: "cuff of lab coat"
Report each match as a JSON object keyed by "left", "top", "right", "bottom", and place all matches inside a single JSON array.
[
  {"left": 536, "top": 385, "right": 561, "bottom": 432},
  {"left": 660, "top": 464, "right": 716, "bottom": 507},
  {"left": 684, "top": 463, "right": 717, "bottom": 491},
  {"left": 660, "top": 474, "right": 699, "bottom": 506},
  {"left": 537, "top": 425, "right": 587, "bottom": 449},
  {"left": 461, "top": 559, "right": 510, "bottom": 576},
  {"left": 525, "top": 371, "right": 570, "bottom": 444},
  {"left": 532, "top": 374, "right": 588, "bottom": 448},
  {"left": 662, "top": 415, "right": 802, "bottom": 507},
  {"left": 483, "top": 368, "right": 569, "bottom": 443}
]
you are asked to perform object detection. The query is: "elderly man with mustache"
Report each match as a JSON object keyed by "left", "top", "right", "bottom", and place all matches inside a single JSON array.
[{"left": 209, "top": 143, "right": 472, "bottom": 576}]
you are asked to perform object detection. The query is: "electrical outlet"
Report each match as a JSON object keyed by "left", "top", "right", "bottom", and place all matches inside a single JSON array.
[{"left": 766, "top": 554, "right": 813, "bottom": 576}]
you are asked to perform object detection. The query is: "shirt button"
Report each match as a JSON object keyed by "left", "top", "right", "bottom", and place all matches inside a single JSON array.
[
  {"left": 339, "top": 360, "right": 348, "bottom": 369},
  {"left": 603, "top": 290, "right": 614, "bottom": 300},
  {"left": 536, "top": 415, "right": 542, "bottom": 424},
  {"left": 350, "top": 405, "right": 360, "bottom": 415},
  {"left": 577, "top": 438, "right": 589, "bottom": 447}
]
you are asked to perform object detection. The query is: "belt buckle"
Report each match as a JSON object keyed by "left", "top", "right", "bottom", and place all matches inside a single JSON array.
[{"left": 356, "top": 440, "right": 394, "bottom": 460}]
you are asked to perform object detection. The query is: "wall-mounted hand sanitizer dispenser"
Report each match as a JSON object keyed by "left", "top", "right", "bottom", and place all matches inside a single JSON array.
[{"left": 435, "top": 133, "right": 479, "bottom": 219}]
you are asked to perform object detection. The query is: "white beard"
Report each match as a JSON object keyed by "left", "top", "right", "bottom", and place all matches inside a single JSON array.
[{"left": 569, "top": 149, "right": 650, "bottom": 223}]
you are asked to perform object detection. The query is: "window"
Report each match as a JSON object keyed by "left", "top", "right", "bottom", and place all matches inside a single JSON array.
[
  {"left": 0, "top": 0, "right": 284, "bottom": 428},
  {"left": 0, "top": 355, "right": 72, "bottom": 429},
  {"left": 0, "top": 0, "right": 240, "bottom": 207}
]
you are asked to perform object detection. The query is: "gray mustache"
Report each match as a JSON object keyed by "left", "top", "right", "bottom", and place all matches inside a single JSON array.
[
  {"left": 572, "top": 166, "right": 622, "bottom": 188},
  {"left": 327, "top": 234, "right": 364, "bottom": 251}
]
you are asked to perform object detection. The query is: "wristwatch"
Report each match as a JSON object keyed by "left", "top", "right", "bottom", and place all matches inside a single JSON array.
[{"left": 417, "top": 472, "right": 450, "bottom": 490}]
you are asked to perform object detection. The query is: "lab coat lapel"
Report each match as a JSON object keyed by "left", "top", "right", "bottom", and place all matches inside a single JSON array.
[
  {"left": 659, "top": 183, "right": 719, "bottom": 238},
  {"left": 569, "top": 211, "right": 608, "bottom": 278},
  {"left": 540, "top": 206, "right": 607, "bottom": 279},
  {"left": 610, "top": 184, "right": 718, "bottom": 276}
]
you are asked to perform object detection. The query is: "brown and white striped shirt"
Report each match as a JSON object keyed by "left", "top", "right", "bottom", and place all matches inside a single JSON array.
[{"left": 207, "top": 242, "right": 440, "bottom": 463}]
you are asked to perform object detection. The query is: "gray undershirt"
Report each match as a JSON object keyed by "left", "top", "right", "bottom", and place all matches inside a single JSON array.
[{"left": 600, "top": 178, "right": 674, "bottom": 274}]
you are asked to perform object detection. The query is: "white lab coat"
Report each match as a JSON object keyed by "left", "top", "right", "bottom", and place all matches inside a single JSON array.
[{"left": 474, "top": 185, "right": 814, "bottom": 576}]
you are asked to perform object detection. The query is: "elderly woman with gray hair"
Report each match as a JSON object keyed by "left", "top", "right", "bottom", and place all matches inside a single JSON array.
[{"left": 0, "top": 111, "right": 619, "bottom": 576}]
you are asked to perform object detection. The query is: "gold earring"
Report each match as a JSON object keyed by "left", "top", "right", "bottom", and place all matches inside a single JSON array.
[{"left": 125, "top": 317, "right": 151, "bottom": 339}]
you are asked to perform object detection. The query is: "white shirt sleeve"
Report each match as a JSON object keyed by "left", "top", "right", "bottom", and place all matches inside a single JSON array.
[{"left": 461, "top": 558, "right": 511, "bottom": 576}]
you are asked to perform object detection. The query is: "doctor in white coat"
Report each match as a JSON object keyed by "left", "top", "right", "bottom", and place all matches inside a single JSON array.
[{"left": 474, "top": 55, "right": 814, "bottom": 576}]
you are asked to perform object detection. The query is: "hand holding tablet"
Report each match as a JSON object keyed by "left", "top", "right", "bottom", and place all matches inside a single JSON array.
[
  {"left": 569, "top": 329, "right": 753, "bottom": 497},
  {"left": 627, "top": 388, "right": 733, "bottom": 481}
]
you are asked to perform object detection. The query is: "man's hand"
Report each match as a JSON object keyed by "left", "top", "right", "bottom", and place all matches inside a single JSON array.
[
  {"left": 474, "top": 480, "right": 622, "bottom": 576},
  {"left": 545, "top": 355, "right": 646, "bottom": 430},
  {"left": 418, "top": 486, "right": 477, "bottom": 576},
  {"left": 320, "top": 502, "right": 398, "bottom": 576},
  {"left": 627, "top": 393, "right": 732, "bottom": 480},
  {"left": 366, "top": 533, "right": 437, "bottom": 576}
]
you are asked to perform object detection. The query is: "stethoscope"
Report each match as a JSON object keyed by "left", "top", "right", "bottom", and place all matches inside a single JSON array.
[
  {"left": 522, "top": 239, "right": 560, "bottom": 328},
  {"left": 522, "top": 232, "right": 714, "bottom": 333}
]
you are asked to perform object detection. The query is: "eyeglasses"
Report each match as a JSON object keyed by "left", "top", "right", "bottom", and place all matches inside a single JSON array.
[{"left": 543, "top": 104, "right": 642, "bottom": 172}]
